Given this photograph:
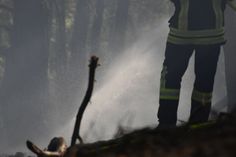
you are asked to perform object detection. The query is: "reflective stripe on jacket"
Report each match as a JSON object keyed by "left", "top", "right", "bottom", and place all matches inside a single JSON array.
[{"left": 167, "top": 0, "right": 236, "bottom": 45}]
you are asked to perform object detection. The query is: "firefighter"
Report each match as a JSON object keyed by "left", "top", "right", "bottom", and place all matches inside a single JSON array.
[{"left": 158, "top": 0, "right": 236, "bottom": 128}]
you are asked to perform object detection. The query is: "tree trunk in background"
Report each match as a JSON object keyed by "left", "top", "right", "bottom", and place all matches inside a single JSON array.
[
  {"left": 108, "top": 0, "right": 130, "bottom": 56},
  {"left": 69, "top": 0, "right": 90, "bottom": 100},
  {"left": 55, "top": 0, "right": 67, "bottom": 76},
  {"left": 90, "top": 0, "right": 105, "bottom": 56},
  {"left": 51, "top": 0, "right": 70, "bottom": 125},
  {"left": 224, "top": 7, "right": 236, "bottom": 112},
  {"left": 0, "top": 0, "right": 49, "bottom": 146}
]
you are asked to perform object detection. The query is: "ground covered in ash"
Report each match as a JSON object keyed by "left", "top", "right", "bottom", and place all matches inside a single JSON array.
[
  {"left": 66, "top": 112, "right": 236, "bottom": 157},
  {"left": 2, "top": 111, "right": 236, "bottom": 157}
]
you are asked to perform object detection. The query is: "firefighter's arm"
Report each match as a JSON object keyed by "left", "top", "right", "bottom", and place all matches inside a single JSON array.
[{"left": 227, "top": 0, "right": 236, "bottom": 11}]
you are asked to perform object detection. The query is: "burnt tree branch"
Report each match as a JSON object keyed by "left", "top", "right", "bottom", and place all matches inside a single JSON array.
[{"left": 71, "top": 56, "right": 99, "bottom": 146}]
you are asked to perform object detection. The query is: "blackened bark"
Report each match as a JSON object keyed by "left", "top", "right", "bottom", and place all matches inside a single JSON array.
[{"left": 71, "top": 56, "right": 99, "bottom": 146}]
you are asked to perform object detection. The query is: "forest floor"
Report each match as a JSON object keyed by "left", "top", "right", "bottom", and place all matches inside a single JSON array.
[
  {"left": 2, "top": 111, "right": 236, "bottom": 157},
  {"left": 65, "top": 111, "right": 236, "bottom": 157}
]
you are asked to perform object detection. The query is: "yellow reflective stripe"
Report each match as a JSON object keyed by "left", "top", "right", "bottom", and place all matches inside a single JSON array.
[
  {"left": 160, "top": 66, "right": 168, "bottom": 88},
  {"left": 191, "top": 89, "right": 212, "bottom": 105},
  {"left": 169, "top": 27, "right": 225, "bottom": 38},
  {"left": 167, "top": 34, "right": 225, "bottom": 45},
  {"left": 160, "top": 88, "right": 180, "bottom": 100},
  {"left": 178, "top": 0, "right": 189, "bottom": 30},
  {"left": 159, "top": 67, "right": 180, "bottom": 100},
  {"left": 212, "top": 0, "right": 224, "bottom": 28},
  {"left": 160, "top": 96, "right": 179, "bottom": 100},
  {"left": 100, "top": 146, "right": 112, "bottom": 150},
  {"left": 190, "top": 121, "right": 216, "bottom": 129},
  {"left": 227, "top": 0, "right": 236, "bottom": 11}
]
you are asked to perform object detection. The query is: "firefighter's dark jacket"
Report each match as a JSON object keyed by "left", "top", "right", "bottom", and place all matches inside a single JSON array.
[{"left": 168, "top": 0, "right": 236, "bottom": 45}]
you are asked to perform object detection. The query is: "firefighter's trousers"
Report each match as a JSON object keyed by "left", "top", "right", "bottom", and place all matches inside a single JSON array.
[{"left": 158, "top": 42, "right": 221, "bottom": 127}]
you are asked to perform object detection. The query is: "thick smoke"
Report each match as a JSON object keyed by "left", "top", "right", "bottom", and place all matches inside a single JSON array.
[
  {"left": 1, "top": 18, "right": 227, "bottom": 154},
  {"left": 56, "top": 19, "right": 227, "bottom": 144}
]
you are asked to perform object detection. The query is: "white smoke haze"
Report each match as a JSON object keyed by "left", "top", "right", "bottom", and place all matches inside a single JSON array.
[
  {"left": 56, "top": 19, "right": 227, "bottom": 144},
  {"left": 54, "top": 19, "right": 169, "bottom": 144},
  {"left": 1, "top": 18, "right": 227, "bottom": 154}
]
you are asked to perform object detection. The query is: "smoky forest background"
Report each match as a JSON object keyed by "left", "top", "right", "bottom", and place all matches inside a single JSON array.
[{"left": 0, "top": 0, "right": 236, "bottom": 154}]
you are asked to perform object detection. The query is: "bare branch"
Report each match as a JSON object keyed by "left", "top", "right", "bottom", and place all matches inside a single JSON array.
[{"left": 71, "top": 56, "right": 99, "bottom": 146}]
